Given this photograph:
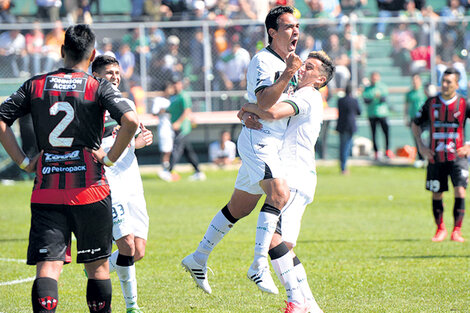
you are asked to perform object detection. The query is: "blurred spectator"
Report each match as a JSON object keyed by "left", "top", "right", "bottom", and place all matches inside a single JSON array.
[
  {"left": 152, "top": 82, "right": 174, "bottom": 175},
  {"left": 25, "top": 22, "right": 45, "bottom": 76},
  {"left": 0, "top": 0, "right": 15, "bottom": 23},
  {"left": 336, "top": 84, "right": 361, "bottom": 174},
  {"left": 215, "top": 38, "right": 250, "bottom": 92},
  {"left": 0, "top": 30, "right": 29, "bottom": 78},
  {"left": 36, "top": 0, "right": 61, "bottom": 22},
  {"left": 190, "top": 29, "right": 204, "bottom": 90},
  {"left": 341, "top": 0, "right": 367, "bottom": 17},
  {"left": 209, "top": 130, "right": 237, "bottom": 167},
  {"left": 123, "top": 27, "right": 151, "bottom": 71},
  {"left": 375, "top": 0, "right": 406, "bottom": 39},
  {"left": 298, "top": 35, "right": 320, "bottom": 61},
  {"left": 436, "top": 52, "right": 468, "bottom": 97},
  {"left": 404, "top": 73, "right": 427, "bottom": 167},
  {"left": 362, "top": 72, "right": 393, "bottom": 159},
  {"left": 43, "top": 20, "right": 65, "bottom": 73},
  {"left": 440, "top": 0, "right": 466, "bottom": 45},
  {"left": 238, "top": 0, "right": 270, "bottom": 22},
  {"left": 325, "top": 33, "right": 351, "bottom": 89},
  {"left": 191, "top": 0, "right": 208, "bottom": 20},
  {"left": 116, "top": 43, "right": 135, "bottom": 92},
  {"left": 131, "top": 0, "right": 145, "bottom": 20},
  {"left": 321, "top": 0, "right": 342, "bottom": 18},
  {"left": 149, "top": 26, "right": 166, "bottom": 55},
  {"left": 96, "top": 37, "right": 116, "bottom": 58},
  {"left": 160, "top": 0, "right": 191, "bottom": 20},
  {"left": 390, "top": 22, "right": 417, "bottom": 75},
  {"left": 149, "top": 54, "right": 173, "bottom": 91},
  {"left": 160, "top": 35, "right": 184, "bottom": 78},
  {"left": 305, "top": 0, "right": 333, "bottom": 46},
  {"left": 144, "top": 0, "right": 162, "bottom": 21},
  {"left": 343, "top": 23, "right": 367, "bottom": 84}
]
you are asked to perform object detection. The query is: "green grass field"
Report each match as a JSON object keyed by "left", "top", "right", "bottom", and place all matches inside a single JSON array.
[{"left": 1, "top": 165, "right": 469, "bottom": 313}]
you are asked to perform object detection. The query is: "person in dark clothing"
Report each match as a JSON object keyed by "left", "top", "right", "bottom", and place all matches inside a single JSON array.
[{"left": 336, "top": 84, "right": 361, "bottom": 174}]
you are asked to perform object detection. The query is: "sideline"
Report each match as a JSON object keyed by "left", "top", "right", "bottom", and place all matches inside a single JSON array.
[{"left": 0, "top": 258, "right": 35, "bottom": 286}]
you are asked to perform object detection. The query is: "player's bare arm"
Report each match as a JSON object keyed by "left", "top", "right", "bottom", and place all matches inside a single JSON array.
[
  {"left": 242, "top": 102, "right": 295, "bottom": 121},
  {"left": 105, "top": 110, "right": 139, "bottom": 163},
  {"left": 256, "top": 52, "right": 302, "bottom": 111},
  {"left": 411, "top": 121, "right": 434, "bottom": 160}
]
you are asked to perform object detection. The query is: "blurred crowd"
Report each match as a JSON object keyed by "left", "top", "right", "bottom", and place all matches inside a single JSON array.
[{"left": 0, "top": 0, "right": 469, "bottom": 110}]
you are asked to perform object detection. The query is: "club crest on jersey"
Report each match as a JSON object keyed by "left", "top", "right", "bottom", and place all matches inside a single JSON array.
[
  {"left": 45, "top": 76, "right": 87, "bottom": 92},
  {"left": 39, "top": 296, "right": 58, "bottom": 310},
  {"left": 88, "top": 300, "right": 106, "bottom": 311},
  {"left": 454, "top": 111, "right": 461, "bottom": 118}
]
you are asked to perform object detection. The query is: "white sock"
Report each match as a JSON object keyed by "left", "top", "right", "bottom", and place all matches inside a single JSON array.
[
  {"left": 270, "top": 243, "right": 303, "bottom": 304},
  {"left": 251, "top": 204, "right": 280, "bottom": 270},
  {"left": 294, "top": 258, "right": 320, "bottom": 309},
  {"left": 116, "top": 263, "right": 138, "bottom": 309},
  {"left": 108, "top": 250, "right": 118, "bottom": 273},
  {"left": 193, "top": 207, "right": 237, "bottom": 266}
]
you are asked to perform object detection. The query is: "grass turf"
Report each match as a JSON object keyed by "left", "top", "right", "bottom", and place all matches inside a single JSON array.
[{"left": 0, "top": 165, "right": 469, "bottom": 312}]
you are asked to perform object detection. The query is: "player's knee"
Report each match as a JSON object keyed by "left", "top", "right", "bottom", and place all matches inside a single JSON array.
[
  {"left": 134, "top": 248, "right": 145, "bottom": 262},
  {"left": 116, "top": 234, "right": 135, "bottom": 255}
]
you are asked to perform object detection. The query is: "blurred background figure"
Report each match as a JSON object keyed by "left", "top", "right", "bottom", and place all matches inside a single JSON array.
[
  {"left": 336, "top": 84, "right": 361, "bottom": 175},
  {"left": 25, "top": 21, "right": 45, "bottom": 76},
  {"left": 36, "top": 0, "right": 61, "bottom": 22},
  {"left": 43, "top": 20, "right": 65, "bottom": 73},
  {"left": 0, "top": 0, "right": 15, "bottom": 23},
  {"left": 0, "top": 29, "right": 29, "bottom": 78},
  {"left": 208, "top": 130, "right": 237, "bottom": 167}
]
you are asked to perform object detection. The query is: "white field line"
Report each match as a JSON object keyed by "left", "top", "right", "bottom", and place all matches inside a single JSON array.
[{"left": 0, "top": 257, "right": 35, "bottom": 286}]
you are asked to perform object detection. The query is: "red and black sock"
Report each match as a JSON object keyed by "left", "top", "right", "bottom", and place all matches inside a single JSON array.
[
  {"left": 453, "top": 197, "right": 465, "bottom": 228},
  {"left": 32, "top": 277, "right": 58, "bottom": 313},
  {"left": 432, "top": 199, "right": 444, "bottom": 228},
  {"left": 86, "top": 279, "right": 112, "bottom": 313}
]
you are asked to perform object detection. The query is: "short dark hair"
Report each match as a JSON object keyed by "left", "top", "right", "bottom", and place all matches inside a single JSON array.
[
  {"left": 92, "top": 55, "right": 119, "bottom": 73},
  {"left": 63, "top": 24, "right": 96, "bottom": 62},
  {"left": 265, "top": 6, "right": 294, "bottom": 44},
  {"left": 443, "top": 67, "right": 460, "bottom": 81},
  {"left": 307, "top": 51, "right": 336, "bottom": 88}
]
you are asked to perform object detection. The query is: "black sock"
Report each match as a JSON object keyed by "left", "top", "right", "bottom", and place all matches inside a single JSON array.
[
  {"left": 432, "top": 199, "right": 444, "bottom": 227},
  {"left": 453, "top": 197, "right": 465, "bottom": 228},
  {"left": 86, "top": 279, "right": 112, "bottom": 313},
  {"left": 32, "top": 277, "right": 58, "bottom": 313},
  {"left": 221, "top": 205, "right": 239, "bottom": 224},
  {"left": 260, "top": 203, "right": 281, "bottom": 216}
]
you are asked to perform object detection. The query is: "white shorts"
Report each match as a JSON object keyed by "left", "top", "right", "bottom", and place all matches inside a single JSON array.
[
  {"left": 111, "top": 191, "right": 149, "bottom": 241},
  {"left": 235, "top": 127, "right": 285, "bottom": 187},
  {"left": 158, "top": 128, "right": 174, "bottom": 153},
  {"left": 278, "top": 189, "right": 314, "bottom": 246}
]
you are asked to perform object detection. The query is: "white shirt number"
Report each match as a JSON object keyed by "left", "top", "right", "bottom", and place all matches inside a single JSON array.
[{"left": 49, "top": 101, "right": 74, "bottom": 147}]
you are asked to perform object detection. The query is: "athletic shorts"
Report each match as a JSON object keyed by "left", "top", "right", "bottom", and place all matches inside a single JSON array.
[
  {"left": 235, "top": 127, "right": 285, "bottom": 190},
  {"left": 111, "top": 191, "right": 149, "bottom": 241},
  {"left": 426, "top": 158, "right": 469, "bottom": 193},
  {"left": 158, "top": 128, "right": 174, "bottom": 153},
  {"left": 275, "top": 189, "right": 312, "bottom": 247},
  {"left": 27, "top": 196, "right": 113, "bottom": 265}
]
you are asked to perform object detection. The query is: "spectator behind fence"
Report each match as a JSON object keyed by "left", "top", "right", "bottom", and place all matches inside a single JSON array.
[
  {"left": 152, "top": 82, "right": 175, "bottom": 176},
  {"left": 405, "top": 73, "right": 427, "bottom": 167},
  {"left": 0, "top": 30, "right": 29, "bottom": 78},
  {"left": 209, "top": 130, "right": 237, "bottom": 167},
  {"left": 25, "top": 22, "right": 45, "bottom": 76},
  {"left": 362, "top": 72, "right": 394, "bottom": 160},
  {"left": 96, "top": 37, "right": 116, "bottom": 58},
  {"left": 238, "top": 0, "right": 270, "bottom": 22},
  {"left": 161, "top": 0, "right": 192, "bottom": 20},
  {"left": 390, "top": 22, "right": 417, "bottom": 75},
  {"left": 0, "top": 0, "right": 15, "bottom": 23},
  {"left": 159, "top": 35, "right": 184, "bottom": 79},
  {"left": 375, "top": 0, "right": 406, "bottom": 39},
  {"left": 190, "top": 29, "right": 204, "bottom": 90},
  {"left": 325, "top": 33, "right": 351, "bottom": 89},
  {"left": 43, "top": 20, "right": 65, "bottom": 73},
  {"left": 123, "top": 27, "right": 151, "bottom": 71},
  {"left": 36, "top": 0, "right": 61, "bottom": 22},
  {"left": 116, "top": 43, "right": 135, "bottom": 93},
  {"left": 436, "top": 50, "right": 468, "bottom": 97},
  {"left": 440, "top": 0, "right": 466, "bottom": 44},
  {"left": 336, "top": 84, "right": 361, "bottom": 175}
]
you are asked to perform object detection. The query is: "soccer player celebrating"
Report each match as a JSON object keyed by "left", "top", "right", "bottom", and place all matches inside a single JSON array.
[
  {"left": 182, "top": 5, "right": 301, "bottom": 295},
  {"left": 92, "top": 55, "right": 152, "bottom": 313},
  {"left": 240, "top": 51, "right": 335, "bottom": 313},
  {"left": 412, "top": 67, "right": 470, "bottom": 242},
  {"left": 0, "top": 24, "right": 139, "bottom": 313}
]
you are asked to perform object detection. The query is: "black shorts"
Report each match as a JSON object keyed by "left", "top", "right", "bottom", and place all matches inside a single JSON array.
[
  {"left": 27, "top": 196, "right": 113, "bottom": 265},
  {"left": 426, "top": 159, "right": 469, "bottom": 193}
]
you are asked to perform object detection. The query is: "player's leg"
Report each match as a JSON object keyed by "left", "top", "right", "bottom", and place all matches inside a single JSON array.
[
  {"left": 369, "top": 117, "right": 379, "bottom": 157},
  {"left": 379, "top": 117, "right": 393, "bottom": 158},
  {"left": 450, "top": 159, "right": 468, "bottom": 242},
  {"left": 28, "top": 203, "right": 70, "bottom": 313},
  {"left": 428, "top": 162, "right": 448, "bottom": 241},
  {"left": 73, "top": 197, "right": 113, "bottom": 313},
  {"left": 182, "top": 188, "right": 261, "bottom": 294}
]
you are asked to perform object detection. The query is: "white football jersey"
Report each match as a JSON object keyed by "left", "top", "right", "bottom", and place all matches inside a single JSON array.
[
  {"left": 246, "top": 46, "right": 297, "bottom": 139},
  {"left": 280, "top": 87, "right": 323, "bottom": 202},
  {"left": 101, "top": 98, "right": 144, "bottom": 196}
]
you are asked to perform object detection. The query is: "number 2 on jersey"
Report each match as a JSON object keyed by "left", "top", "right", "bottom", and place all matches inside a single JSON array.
[{"left": 49, "top": 101, "right": 74, "bottom": 147}]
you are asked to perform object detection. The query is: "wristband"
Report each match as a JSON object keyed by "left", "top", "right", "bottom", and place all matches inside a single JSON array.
[
  {"left": 103, "top": 155, "right": 115, "bottom": 167},
  {"left": 19, "top": 157, "right": 30, "bottom": 170}
]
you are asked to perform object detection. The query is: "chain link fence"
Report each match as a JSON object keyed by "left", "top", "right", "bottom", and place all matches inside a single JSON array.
[{"left": 0, "top": 16, "right": 468, "bottom": 117}]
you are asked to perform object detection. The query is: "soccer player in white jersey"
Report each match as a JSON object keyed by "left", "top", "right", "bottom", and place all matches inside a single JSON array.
[
  {"left": 182, "top": 5, "right": 302, "bottom": 295},
  {"left": 92, "top": 55, "right": 152, "bottom": 313},
  {"left": 241, "top": 51, "right": 335, "bottom": 312}
]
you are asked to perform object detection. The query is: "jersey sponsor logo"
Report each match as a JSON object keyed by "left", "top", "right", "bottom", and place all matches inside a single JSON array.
[
  {"left": 433, "top": 122, "right": 459, "bottom": 128},
  {"left": 39, "top": 296, "right": 58, "bottom": 310},
  {"left": 432, "top": 133, "right": 460, "bottom": 140},
  {"left": 44, "top": 76, "right": 87, "bottom": 92},
  {"left": 42, "top": 165, "right": 87, "bottom": 175},
  {"left": 78, "top": 247, "right": 101, "bottom": 255},
  {"left": 44, "top": 150, "right": 81, "bottom": 163}
]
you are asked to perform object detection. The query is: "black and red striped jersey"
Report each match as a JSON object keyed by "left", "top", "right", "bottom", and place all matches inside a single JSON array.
[
  {"left": 413, "top": 94, "right": 470, "bottom": 163},
  {"left": 0, "top": 68, "right": 133, "bottom": 205}
]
